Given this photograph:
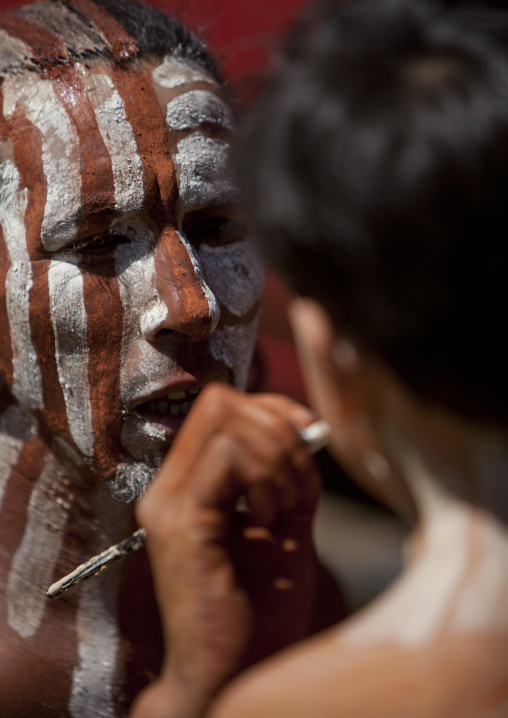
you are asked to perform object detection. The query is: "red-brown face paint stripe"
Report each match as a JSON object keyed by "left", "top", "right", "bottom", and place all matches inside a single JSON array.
[
  {"left": 8, "top": 105, "right": 70, "bottom": 445},
  {"left": 81, "top": 265, "right": 124, "bottom": 479},
  {"left": 112, "top": 65, "right": 178, "bottom": 225},
  {"left": 52, "top": 70, "right": 116, "bottom": 225},
  {"left": 0, "top": 15, "right": 67, "bottom": 68},
  {"left": 63, "top": 0, "right": 139, "bottom": 62}
]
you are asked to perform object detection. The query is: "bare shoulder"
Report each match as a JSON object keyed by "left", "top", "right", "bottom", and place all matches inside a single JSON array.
[{"left": 208, "top": 627, "right": 508, "bottom": 718}]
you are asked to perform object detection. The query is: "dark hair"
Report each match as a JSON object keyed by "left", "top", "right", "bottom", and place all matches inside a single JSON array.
[
  {"left": 0, "top": 0, "right": 219, "bottom": 81},
  {"left": 239, "top": 0, "right": 508, "bottom": 424}
]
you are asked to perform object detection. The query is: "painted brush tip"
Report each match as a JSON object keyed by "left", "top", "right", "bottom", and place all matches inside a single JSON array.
[
  {"left": 300, "top": 420, "right": 329, "bottom": 454},
  {"left": 46, "top": 528, "right": 146, "bottom": 598}
]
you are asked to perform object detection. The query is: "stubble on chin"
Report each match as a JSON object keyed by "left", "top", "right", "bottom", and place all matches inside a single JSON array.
[{"left": 108, "top": 457, "right": 160, "bottom": 503}]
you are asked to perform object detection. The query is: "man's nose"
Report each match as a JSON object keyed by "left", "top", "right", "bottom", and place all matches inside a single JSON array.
[{"left": 142, "top": 228, "right": 220, "bottom": 342}]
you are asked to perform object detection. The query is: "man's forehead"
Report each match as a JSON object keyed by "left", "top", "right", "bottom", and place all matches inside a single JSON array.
[{"left": 1, "top": 57, "right": 236, "bottom": 251}]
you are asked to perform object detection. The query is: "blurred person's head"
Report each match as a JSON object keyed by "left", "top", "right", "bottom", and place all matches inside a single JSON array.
[
  {"left": 0, "top": 0, "right": 264, "bottom": 501},
  {"left": 239, "top": 0, "right": 508, "bottom": 509}
]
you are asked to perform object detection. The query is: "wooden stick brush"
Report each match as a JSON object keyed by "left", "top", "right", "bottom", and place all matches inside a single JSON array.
[{"left": 46, "top": 420, "right": 329, "bottom": 599}]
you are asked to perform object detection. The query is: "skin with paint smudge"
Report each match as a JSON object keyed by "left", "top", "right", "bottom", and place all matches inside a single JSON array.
[{"left": 0, "top": 14, "right": 265, "bottom": 715}]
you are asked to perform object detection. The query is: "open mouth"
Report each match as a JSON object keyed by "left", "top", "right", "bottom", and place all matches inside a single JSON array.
[{"left": 136, "top": 388, "right": 201, "bottom": 422}]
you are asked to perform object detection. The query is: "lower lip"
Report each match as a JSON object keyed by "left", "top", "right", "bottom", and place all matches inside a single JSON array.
[{"left": 134, "top": 410, "right": 189, "bottom": 436}]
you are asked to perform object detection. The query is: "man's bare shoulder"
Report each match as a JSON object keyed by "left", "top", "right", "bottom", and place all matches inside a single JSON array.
[{"left": 209, "top": 625, "right": 508, "bottom": 718}]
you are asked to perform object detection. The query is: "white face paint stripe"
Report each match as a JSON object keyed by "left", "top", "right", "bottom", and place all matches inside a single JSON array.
[
  {"left": 175, "top": 133, "right": 237, "bottom": 211},
  {"left": 88, "top": 73, "right": 145, "bottom": 213},
  {"left": 48, "top": 260, "right": 94, "bottom": 457},
  {"left": 210, "top": 318, "right": 260, "bottom": 392},
  {"left": 7, "top": 452, "right": 70, "bottom": 639},
  {"left": 178, "top": 230, "right": 220, "bottom": 330},
  {"left": 0, "top": 34, "right": 34, "bottom": 112},
  {"left": 69, "top": 581, "right": 120, "bottom": 718},
  {"left": 165, "top": 90, "right": 235, "bottom": 132},
  {"left": 0, "top": 404, "right": 35, "bottom": 512},
  {"left": 139, "top": 298, "right": 168, "bottom": 338},
  {"left": 21, "top": 79, "right": 81, "bottom": 250},
  {"left": 0, "top": 160, "right": 44, "bottom": 410},
  {"left": 152, "top": 56, "right": 219, "bottom": 90},
  {"left": 199, "top": 241, "right": 265, "bottom": 317},
  {"left": 114, "top": 220, "right": 158, "bottom": 406}
]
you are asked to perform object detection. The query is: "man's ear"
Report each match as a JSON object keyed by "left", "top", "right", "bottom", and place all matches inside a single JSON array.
[
  {"left": 288, "top": 297, "right": 363, "bottom": 434},
  {"left": 289, "top": 297, "right": 417, "bottom": 519}
]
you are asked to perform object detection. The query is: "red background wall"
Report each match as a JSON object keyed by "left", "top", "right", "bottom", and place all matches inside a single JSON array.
[{"left": 0, "top": 0, "right": 308, "bottom": 85}]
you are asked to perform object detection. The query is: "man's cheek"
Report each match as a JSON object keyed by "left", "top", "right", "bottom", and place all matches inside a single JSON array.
[
  {"left": 199, "top": 241, "right": 265, "bottom": 319},
  {"left": 201, "top": 241, "right": 264, "bottom": 390},
  {"left": 210, "top": 321, "right": 260, "bottom": 392}
]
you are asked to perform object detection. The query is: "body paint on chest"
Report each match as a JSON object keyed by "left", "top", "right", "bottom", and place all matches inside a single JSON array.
[
  {"left": 0, "top": 403, "right": 35, "bottom": 512},
  {"left": 7, "top": 451, "right": 72, "bottom": 638},
  {"left": 69, "top": 579, "right": 120, "bottom": 718}
]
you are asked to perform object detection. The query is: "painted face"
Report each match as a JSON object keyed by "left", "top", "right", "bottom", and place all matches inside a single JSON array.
[{"left": 0, "top": 57, "right": 264, "bottom": 499}]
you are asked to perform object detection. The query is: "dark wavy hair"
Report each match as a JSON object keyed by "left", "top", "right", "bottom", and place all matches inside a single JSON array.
[{"left": 239, "top": 0, "right": 508, "bottom": 424}]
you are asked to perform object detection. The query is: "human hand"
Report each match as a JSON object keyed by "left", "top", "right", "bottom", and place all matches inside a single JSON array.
[{"left": 130, "top": 383, "right": 321, "bottom": 718}]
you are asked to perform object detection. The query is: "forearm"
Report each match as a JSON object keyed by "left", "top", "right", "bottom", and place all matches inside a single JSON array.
[{"left": 131, "top": 387, "right": 320, "bottom": 718}]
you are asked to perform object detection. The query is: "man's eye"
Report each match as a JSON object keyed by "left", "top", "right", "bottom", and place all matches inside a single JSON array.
[
  {"left": 185, "top": 217, "right": 247, "bottom": 247},
  {"left": 66, "top": 232, "right": 129, "bottom": 257}
]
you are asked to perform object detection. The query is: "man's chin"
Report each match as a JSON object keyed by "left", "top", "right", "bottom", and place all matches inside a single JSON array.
[{"left": 108, "top": 458, "right": 160, "bottom": 503}]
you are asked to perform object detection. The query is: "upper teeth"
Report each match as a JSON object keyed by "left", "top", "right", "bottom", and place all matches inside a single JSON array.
[
  {"left": 167, "top": 391, "right": 186, "bottom": 400},
  {"left": 141, "top": 388, "right": 202, "bottom": 418}
]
